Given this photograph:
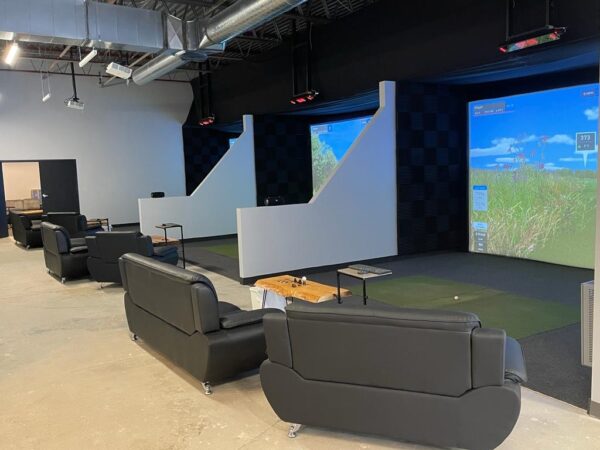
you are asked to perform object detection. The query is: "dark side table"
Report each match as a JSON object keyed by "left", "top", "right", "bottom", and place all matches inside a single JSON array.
[
  {"left": 155, "top": 223, "right": 186, "bottom": 268},
  {"left": 337, "top": 267, "right": 392, "bottom": 305}
]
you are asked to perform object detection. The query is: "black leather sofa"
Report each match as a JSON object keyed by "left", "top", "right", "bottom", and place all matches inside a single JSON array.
[
  {"left": 9, "top": 210, "right": 42, "bottom": 248},
  {"left": 260, "top": 298, "right": 527, "bottom": 450},
  {"left": 86, "top": 231, "right": 178, "bottom": 284},
  {"left": 43, "top": 212, "right": 103, "bottom": 238},
  {"left": 119, "top": 253, "right": 281, "bottom": 394},
  {"left": 41, "top": 222, "right": 89, "bottom": 283}
]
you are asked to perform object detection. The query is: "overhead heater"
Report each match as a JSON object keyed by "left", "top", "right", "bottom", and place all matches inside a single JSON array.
[
  {"left": 499, "top": 0, "right": 565, "bottom": 53},
  {"left": 290, "top": 20, "right": 319, "bottom": 105}
]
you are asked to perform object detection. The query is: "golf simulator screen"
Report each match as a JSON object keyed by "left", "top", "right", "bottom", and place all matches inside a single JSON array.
[
  {"left": 310, "top": 116, "right": 371, "bottom": 194},
  {"left": 469, "top": 83, "right": 598, "bottom": 268}
]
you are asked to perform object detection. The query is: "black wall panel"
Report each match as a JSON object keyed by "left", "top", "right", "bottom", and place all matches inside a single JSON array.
[
  {"left": 253, "top": 115, "right": 313, "bottom": 206},
  {"left": 396, "top": 83, "right": 468, "bottom": 255},
  {"left": 183, "top": 126, "right": 237, "bottom": 195}
]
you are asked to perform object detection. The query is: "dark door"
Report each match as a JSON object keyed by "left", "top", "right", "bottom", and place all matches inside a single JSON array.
[
  {"left": 0, "top": 164, "right": 7, "bottom": 238},
  {"left": 39, "top": 160, "right": 80, "bottom": 213}
]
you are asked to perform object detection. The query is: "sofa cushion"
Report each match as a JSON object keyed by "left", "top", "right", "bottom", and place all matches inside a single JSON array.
[{"left": 70, "top": 246, "right": 88, "bottom": 254}]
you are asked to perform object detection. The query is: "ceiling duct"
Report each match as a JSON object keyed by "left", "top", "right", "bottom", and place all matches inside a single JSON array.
[{"left": 132, "top": 0, "right": 307, "bottom": 86}]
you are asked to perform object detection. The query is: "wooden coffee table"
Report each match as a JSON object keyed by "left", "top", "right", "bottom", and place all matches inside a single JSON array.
[{"left": 255, "top": 275, "right": 352, "bottom": 304}]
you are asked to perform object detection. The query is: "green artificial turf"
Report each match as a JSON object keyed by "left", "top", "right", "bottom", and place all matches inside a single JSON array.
[
  {"left": 203, "top": 243, "right": 239, "bottom": 259},
  {"left": 359, "top": 275, "right": 580, "bottom": 339}
]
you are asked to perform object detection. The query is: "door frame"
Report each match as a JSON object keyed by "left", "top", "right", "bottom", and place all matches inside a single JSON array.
[{"left": 0, "top": 159, "right": 80, "bottom": 238}]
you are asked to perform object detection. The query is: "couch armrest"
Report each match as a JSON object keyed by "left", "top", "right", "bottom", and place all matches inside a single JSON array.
[
  {"left": 70, "top": 246, "right": 88, "bottom": 255},
  {"left": 219, "top": 308, "right": 280, "bottom": 329},
  {"left": 505, "top": 337, "right": 527, "bottom": 383},
  {"left": 472, "top": 328, "right": 506, "bottom": 388},
  {"left": 263, "top": 311, "right": 292, "bottom": 368},
  {"left": 70, "top": 237, "right": 87, "bottom": 248}
]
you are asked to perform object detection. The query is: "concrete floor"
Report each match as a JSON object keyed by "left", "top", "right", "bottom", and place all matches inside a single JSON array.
[{"left": 1, "top": 237, "right": 600, "bottom": 449}]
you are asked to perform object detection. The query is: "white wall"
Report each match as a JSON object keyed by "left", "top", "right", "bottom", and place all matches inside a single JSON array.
[
  {"left": 2, "top": 162, "right": 40, "bottom": 200},
  {"left": 138, "top": 115, "right": 256, "bottom": 239},
  {"left": 237, "top": 81, "right": 397, "bottom": 279},
  {"left": 0, "top": 71, "right": 191, "bottom": 224},
  {"left": 592, "top": 66, "right": 600, "bottom": 415}
]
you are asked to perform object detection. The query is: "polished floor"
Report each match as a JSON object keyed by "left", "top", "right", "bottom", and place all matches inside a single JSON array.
[{"left": 1, "top": 237, "right": 600, "bottom": 449}]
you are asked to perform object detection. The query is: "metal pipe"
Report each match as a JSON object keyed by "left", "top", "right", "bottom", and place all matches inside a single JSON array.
[
  {"left": 198, "top": 0, "right": 307, "bottom": 49},
  {"left": 132, "top": 51, "right": 188, "bottom": 85}
]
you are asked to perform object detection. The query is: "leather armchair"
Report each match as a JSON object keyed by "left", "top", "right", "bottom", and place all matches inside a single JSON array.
[
  {"left": 260, "top": 298, "right": 527, "bottom": 449},
  {"left": 9, "top": 210, "right": 42, "bottom": 248},
  {"left": 119, "top": 253, "right": 281, "bottom": 394},
  {"left": 43, "top": 212, "right": 103, "bottom": 238},
  {"left": 41, "top": 222, "right": 89, "bottom": 283},
  {"left": 86, "top": 231, "right": 178, "bottom": 284}
]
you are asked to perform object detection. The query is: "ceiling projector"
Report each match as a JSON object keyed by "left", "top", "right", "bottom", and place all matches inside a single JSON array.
[
  {"left": 65, "top": 98, "right": 85, "bottom": 110},
  {"left": 106, "top": 62, "right": 132, "bottom": 79}
]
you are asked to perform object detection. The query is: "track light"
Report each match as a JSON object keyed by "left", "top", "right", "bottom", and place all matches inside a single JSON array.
[
  {"left": 4, "top": 42, "right": 20, "bottom": 66},
  {"left": 41, "top": 72, "right": 51, "bottom": 103},
  {"left": 79, "top": 48, "right": 97, "bottom": 68},
  {"left": 290, "top": 89, "right": 319, "bottom": 105}
]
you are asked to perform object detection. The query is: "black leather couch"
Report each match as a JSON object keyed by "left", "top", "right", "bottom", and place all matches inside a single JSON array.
[
  {"left": 9, "top": 210, "right": 42, "bottom": 248},
  {"left": 41, "top": 222, "right": 89, "bottom": 283},
  {"left": 86, "top": 231, "right": 178, "bottom": 284},
  {"left": 119, "top": 253, "right": 281, "bottom": 394},
  {"left": 43, "top": 212, "right": 103, "bottom": 238},
  {"left": 260, "top": 298, "right": 527, "bottom": 449}
]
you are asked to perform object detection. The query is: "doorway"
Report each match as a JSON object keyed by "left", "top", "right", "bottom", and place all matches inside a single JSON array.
[{"left": 0, "top": 159, "right": 80, "bottom": 238}]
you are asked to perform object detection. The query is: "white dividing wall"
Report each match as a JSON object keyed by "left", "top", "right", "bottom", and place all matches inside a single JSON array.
[
  {"left": 139, "top": 115, "right": 256, "bottom": 239},
  {"left": 592, "top": 63, "right": 600, "bottom": 416},
  {"left": 0, "top": 71, "right": 190, "bottom": 224},
  {"left": 237, "top": 81, "right": 397, "bottom": 279}
]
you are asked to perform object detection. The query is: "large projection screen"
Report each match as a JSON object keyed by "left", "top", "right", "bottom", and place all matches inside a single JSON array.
[
  {"left": 311, "top": 116, "right": 371, "bottom": 194},
  {"left": 469, "top": 83, "right": 598, "bottom": 269}
]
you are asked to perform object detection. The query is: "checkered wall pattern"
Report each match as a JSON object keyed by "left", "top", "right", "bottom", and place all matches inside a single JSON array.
[
  {"left": 396, "top": 82, "right": 468, "bottom": 255},
  {"left": 253, "top": 115, "right": 313, "bottom": 206}
]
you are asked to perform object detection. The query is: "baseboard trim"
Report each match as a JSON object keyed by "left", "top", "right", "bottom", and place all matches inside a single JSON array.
[
  {"left": 185, "top": 233, "right": 237, "bottom": 243},
  {"left": 589, "top": 400, "right": 600, "bottom": 418},
  {"left": 112, "top": 222, "right": 140, "bottom": 228}
]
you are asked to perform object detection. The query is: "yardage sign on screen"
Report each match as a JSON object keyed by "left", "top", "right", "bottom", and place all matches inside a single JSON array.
[{"left": 468, "top": 83, "right": 598, "bottom": 269}]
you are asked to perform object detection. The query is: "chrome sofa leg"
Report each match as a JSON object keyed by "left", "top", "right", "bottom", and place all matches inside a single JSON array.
[
  {"left": 201, "top": 382, "right": 212, "bottom": 395},
  {"left": 129, "top": 331, "right": 138, "bottom": 341},
  {"left": 288, "top": 424, "right": 302, "bottom": 438},
  {"left": 60, "top": 277, "right": 66, "bottom": 284}
]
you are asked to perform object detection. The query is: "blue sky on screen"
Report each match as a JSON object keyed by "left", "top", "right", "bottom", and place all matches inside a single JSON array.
[
  {"left": 311, "top": 116, "right": 371, "bottom": 160},
  {"left": 469, "top": 83, "right": 599, "bottom": 171}
]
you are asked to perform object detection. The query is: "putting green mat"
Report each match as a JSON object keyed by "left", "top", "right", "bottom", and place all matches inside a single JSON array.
[
  {"left": 203, "top": 243, "right": 239, "bottom": 259},
  {"left": 357, "top": 276, "right": 579, "bottom": 339}
]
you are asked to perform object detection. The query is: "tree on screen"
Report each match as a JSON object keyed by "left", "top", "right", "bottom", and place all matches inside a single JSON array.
[{"left": 311, "top": 135, "right": 338, "bottom": 193}]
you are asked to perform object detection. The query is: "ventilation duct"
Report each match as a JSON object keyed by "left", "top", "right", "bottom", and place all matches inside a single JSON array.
[
  {"left": 133, "top": 0, "right": 307, "bottom": 86},
  {"left": 0, "top": 0, "right": 307, "bottom": 85}
]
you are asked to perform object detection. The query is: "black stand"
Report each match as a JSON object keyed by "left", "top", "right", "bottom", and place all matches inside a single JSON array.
[{"left": 155, "top": 223, "right": 186, "bottom": 269}]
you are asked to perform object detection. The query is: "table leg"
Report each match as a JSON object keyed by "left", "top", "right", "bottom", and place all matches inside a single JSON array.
[
  {"left": 180, "top": 226, "right": 186, "bottom": 269},
  {"left": 337, "top": 272, "right": 342, "bottom": 304},
  {"left": 163, "top": 229, "right": 167, "bottom": 243},
  {"left": 363, "top": 279, "right": 367, "bottom": 305}
]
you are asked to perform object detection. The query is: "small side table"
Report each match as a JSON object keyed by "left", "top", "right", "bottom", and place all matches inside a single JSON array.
[
  {"left": 336, "top": 267, "right": 392, "bottom": 305},
  {"left": 155, "top": 223, "right": 186, "bottom": 268}
]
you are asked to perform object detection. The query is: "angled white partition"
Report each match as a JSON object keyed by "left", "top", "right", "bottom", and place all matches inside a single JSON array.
[
  {"left": 237, "top": 81, "right": 397, "bottom": 279},
  {"left": 139, "top": 115, "right": 256, "bottom": 239}
]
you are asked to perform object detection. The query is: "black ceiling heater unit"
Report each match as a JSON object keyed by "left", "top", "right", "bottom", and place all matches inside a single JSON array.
[
  {"left": 194, "top": 63, "right": 215, "bottom": 126},
  {"left": 499, "top": 0, "right": 565, "bottom": 53},
  {"left": 290, "top": 18, "right": 319, "bottom": 105}
]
